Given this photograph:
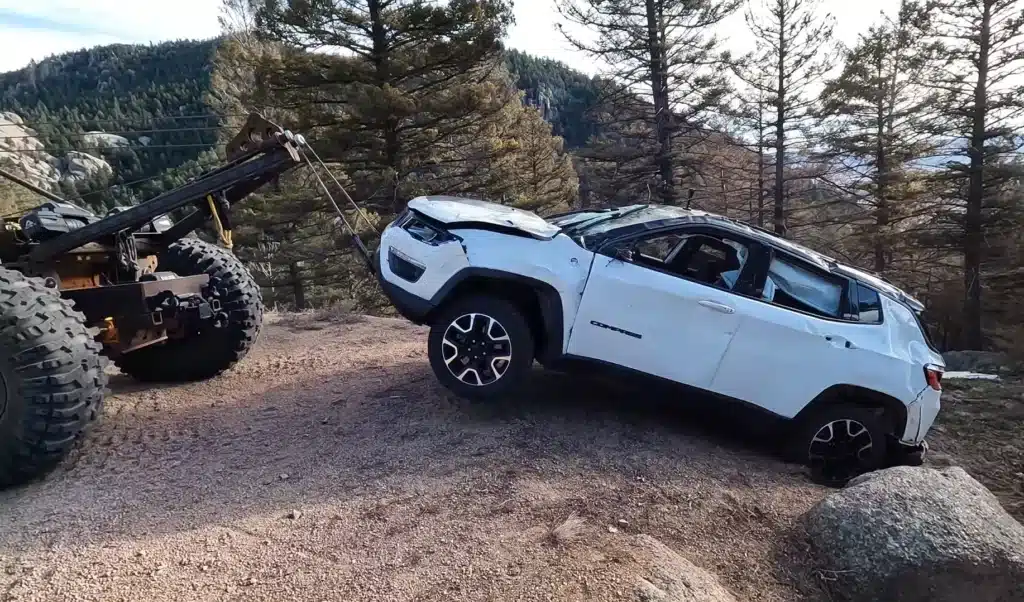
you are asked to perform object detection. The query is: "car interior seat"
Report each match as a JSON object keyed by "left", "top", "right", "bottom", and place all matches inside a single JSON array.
[{"left": 667, "top": 235, "right": 740, "bottom": 285}]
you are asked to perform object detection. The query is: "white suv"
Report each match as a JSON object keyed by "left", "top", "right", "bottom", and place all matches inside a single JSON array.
[{"left": 376, "top": 196, "right": 945, "bottom": 483}]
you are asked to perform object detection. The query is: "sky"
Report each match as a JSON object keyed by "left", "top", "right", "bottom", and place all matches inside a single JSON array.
[{"left": 0, "top": 0, "right": 902, "bottom": 75}]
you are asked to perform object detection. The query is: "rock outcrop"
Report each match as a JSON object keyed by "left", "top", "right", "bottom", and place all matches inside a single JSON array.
[
  {"left": 802, "top": 465, "right": 1024, "bottom": 602},
  {"left": 0, "top": 112, "right": 115, "bottom": 192},
  {"left": 81, "top": 132, "right": 129, "bottom": 148},
  {"left": 63, "top": 151, "right": 113, "bottom": 183},
  {"left": 0, "top": 112, "right": 62, "bottom": 190},
  {"left": 625, "top": 535, "right": 738, "bottom": 602}
]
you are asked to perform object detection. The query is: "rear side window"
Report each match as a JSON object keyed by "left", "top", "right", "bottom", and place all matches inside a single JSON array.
[
  {"left": 763, "top": 256, "right": 846, "bottom": 319},
  {"left": 855, "top": 284, "right": 883, "bottom": 323}
]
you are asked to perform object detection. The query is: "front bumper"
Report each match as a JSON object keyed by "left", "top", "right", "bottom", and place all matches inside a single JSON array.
[{"left": 374, "top": 243, "right": 436, "bottom": 324}]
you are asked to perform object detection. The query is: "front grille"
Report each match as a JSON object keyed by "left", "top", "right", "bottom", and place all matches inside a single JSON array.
[{"left": 388, "top": 247, "right": 425, "bottom": 283}]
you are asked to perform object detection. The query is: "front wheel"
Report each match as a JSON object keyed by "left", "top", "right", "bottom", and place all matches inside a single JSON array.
[
  {"left": 787, "top": 403, "right": 890, "bottom": 487},
  {"left": 427, "top": 296, "right": 534, "bottom": 401}
]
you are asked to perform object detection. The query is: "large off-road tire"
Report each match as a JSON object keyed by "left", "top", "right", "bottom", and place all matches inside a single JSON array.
[
  {"left": 786, "top": 403, "right": 890, "bottom": 488},
  {"left": 427, "top": 295, "right": 534, "bottom": 401},
  {"left": 114, "top": 238, "right": 263, "bottom": 383},
  {"left": 0, "top": 268, "right": 108, "bottom": 488}
]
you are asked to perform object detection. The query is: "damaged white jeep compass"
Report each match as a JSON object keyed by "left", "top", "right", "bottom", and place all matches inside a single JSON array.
[{"left": 376, "top": 196, "right": 945, "bottom": 483}]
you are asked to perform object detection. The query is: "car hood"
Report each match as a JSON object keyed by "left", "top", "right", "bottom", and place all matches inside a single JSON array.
[{"left": 407, "top": 196, "right": 561, "bottom": 240}]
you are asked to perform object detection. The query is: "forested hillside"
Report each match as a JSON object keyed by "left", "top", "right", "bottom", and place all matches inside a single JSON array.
[
  {"left": 0, "top": 39, "right": 600, "bottom": 212},
  {"left": 0, "top": 0, "right": 1021, "bottom": 356},
  {"left": 505, "top": 49, "right": 601, "bottom": 149},
  {"left": 0, "top": 40, "right": 225, "bottom": 208}
]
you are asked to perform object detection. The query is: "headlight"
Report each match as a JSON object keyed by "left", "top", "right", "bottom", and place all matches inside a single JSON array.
[{"left": 399, "top": 213, "right": 457, "bottom": 245}]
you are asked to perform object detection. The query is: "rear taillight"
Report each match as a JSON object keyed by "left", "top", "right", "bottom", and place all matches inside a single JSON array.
[{"left": 924, "top": 364, "right": 943, "bottom": 391}]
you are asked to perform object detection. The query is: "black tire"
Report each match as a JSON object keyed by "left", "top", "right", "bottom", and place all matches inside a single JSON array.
[
  {"left": 427, "top": 295, "right": 534, "bottom": 401},
  {"left": 0, "top": 268, "right": 108, "bottom": 488},
  {"left": 114, "top": 238, "right": 263, "bottom": 382},
  {"left": 787, "top": 403, "right": 889, "bottom": 487}
]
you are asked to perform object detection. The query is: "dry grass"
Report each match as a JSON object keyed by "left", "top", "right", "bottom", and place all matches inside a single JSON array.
[
  {"left": 549, "top": 513, "right": 588, "bottom": 546},
  {"left": 927, "top": 376, "right": 1024, "bottom": 519}
]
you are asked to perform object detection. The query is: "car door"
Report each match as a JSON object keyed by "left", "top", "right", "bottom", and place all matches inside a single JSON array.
[
  {"left": 566, "top": 227, "right": 754, "bottom": 390},
  {"left": 708, "top": 250, "right": 866, "bottom": 417}
]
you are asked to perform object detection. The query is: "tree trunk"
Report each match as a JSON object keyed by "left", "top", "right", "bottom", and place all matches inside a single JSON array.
[
  {"left": 962, "top": 1, "right": 991, "bottom": 350},
  {"left": 875, "top": 55, "right": 889, "bottom": 274},
  {"left": 757, "top": 101, "right": 766, "bottom": 227},
  {"left": 773, "top": 3, "right": 787, "bottom": 236},
  {"left": 289, "top": 261, "right": 306, "bottom": 310},
  {"left": 368, "top": 0, "right": 402, "bottom": 213},
  {"left": 645, "top": 0, "right": 675, "bottom": 205}
]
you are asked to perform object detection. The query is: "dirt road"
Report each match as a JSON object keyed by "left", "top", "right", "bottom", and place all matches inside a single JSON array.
[{"left": 0, "top": 313, "right": 832, "bottom": 602}]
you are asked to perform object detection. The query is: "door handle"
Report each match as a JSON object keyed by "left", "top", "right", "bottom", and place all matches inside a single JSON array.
[
  {"left": 698, "top": 299, "right": 735, "bottom": 314},
  {"left": 825, "top": 335, "right": 855, "bottom": 349}
]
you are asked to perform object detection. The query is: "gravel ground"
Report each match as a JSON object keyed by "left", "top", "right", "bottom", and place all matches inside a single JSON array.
[{"left": 0, "top": 313, "right": 840, "bottom": 602}]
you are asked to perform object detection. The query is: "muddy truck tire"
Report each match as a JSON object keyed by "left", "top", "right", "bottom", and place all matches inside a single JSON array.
[
  {"left": 0, "top": 268, "right": 108, "bottom": 488},
  {"left": 115, "top": 238, "right": 264, "bottom": 383}
]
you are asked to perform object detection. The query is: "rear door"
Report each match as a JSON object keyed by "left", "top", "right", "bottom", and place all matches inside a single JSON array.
[
  {"left": 709, "top": 251, "right": 880, "bottom": 417},
  {"left": 567, "top": 227, "right": 760, "bottom": 390}
]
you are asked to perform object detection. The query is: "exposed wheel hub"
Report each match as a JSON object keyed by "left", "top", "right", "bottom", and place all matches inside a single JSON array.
[
  {"left": 441, "top": 313, "right": 512, "bottom": 386},
  {"left": 808, "top": 418, "right": 874, "bottom": 484}
]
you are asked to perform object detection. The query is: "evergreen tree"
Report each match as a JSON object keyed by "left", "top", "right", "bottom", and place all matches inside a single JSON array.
[
  {"left": 817, "top": 0, "right": 937, "bottom": 273},
  {"left": 738, "top": 0, "right": 837, "bottom": 235},
  {"left": 923, "top": 0, "right": 1024, "bottom": 349},
  {"left": 248, "top": 0, "right": 515, "bottom": 214},
  {"left": 556, "top": 0, "right": 742, "bottom": 205}
]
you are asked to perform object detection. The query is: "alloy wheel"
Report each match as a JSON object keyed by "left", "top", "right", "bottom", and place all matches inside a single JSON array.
[
  {"left": 441, "top": 313, "right": 512, "bottom": 386},
  {"left": 807, "top": 418, "right": 874, "bottom": 484}
]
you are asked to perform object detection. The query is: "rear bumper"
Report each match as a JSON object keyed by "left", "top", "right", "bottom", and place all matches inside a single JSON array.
[{"left": 900, "top": 386, "right": 941, "bottom": 445}]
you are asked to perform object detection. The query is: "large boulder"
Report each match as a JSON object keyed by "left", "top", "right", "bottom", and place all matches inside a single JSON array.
[
  {"left": 625, "top": 535, "right": 738, "bottom": 602},
  {"left": 802, "top": 465, "right": 1024, "bottom": 602},
  {"left": 0, "top": 113, "right": 62, "bottom": 191}
]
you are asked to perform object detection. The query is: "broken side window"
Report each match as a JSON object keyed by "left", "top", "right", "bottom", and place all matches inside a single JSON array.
[
  {"left": 634, "top": 233, "right": 689, "bottom": 263},
  {"left": 765, "top": 256, "right": 845, "bottom": 319}
]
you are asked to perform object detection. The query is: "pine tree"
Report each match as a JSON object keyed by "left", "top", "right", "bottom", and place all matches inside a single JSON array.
[
  {"left": 738, "top": 0, "right": 837, "bottom": 235},
  {"left": 817, "top": 0, "right": 937, "bottom": 273},
  {"left": 451, "top": 88, "right": 578, "bottom": 214},
  {"left": 556, "top": 0, "right": 742, "bottom": 205},
  {"left": 247, "top": 0, "right": 514, "bottom": 214},
  {"left": 924, "top": 0, "right": 1024, "bottom": 349}
]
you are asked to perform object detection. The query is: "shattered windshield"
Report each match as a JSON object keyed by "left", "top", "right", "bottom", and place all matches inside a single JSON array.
[
  {"left": 551, "top": 205, "right": 647, "bottom": 234},
  {"left": 555, "top": 204, "right": 690, "bottom": 237}
]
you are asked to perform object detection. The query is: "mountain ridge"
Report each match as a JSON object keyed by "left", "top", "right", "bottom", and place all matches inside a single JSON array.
[{"left": 0, "top": 39, "right": 599, "bottom": 211}]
